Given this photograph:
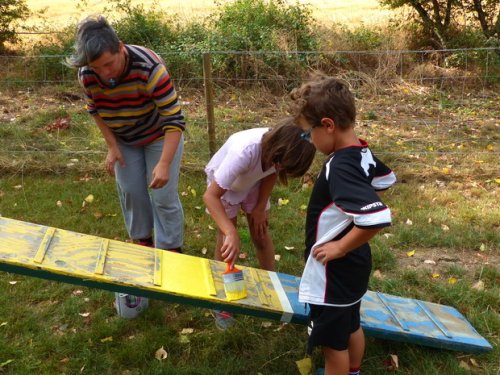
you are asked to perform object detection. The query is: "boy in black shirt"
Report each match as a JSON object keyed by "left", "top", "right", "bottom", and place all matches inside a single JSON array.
[{"left": 290, "top": 75, "right": 396, "bottom": 375}]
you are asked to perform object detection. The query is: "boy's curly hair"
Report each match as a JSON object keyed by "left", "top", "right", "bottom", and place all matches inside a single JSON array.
[{"left": 289, "top": 73, "right": 356, "bottom": 130}]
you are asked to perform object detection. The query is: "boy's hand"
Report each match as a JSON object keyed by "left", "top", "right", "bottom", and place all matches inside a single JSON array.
[{"left": 312, "top": 242, "right": 346, "bottom": 264}]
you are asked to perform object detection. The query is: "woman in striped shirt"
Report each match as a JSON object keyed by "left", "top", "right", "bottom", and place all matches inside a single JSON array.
[{"left": 67, "top": 15, "right": 185, "bottom": 252}]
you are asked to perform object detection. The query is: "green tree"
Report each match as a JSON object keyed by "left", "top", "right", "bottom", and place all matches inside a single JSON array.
[
  {"left": 0, "top": 0, "right": 30, "bottom": 52},
  {"left": 380, "top": 0, "right": 499, "bottom": 48}
]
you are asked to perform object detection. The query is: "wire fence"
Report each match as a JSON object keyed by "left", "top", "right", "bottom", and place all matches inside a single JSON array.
[{"left": 0, "top": 48, "right": 498, "bottom": 178}]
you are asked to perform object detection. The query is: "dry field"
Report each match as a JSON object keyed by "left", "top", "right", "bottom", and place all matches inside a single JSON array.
[{"left": 25, "top": 0, "right": 396, "bottom": 28}]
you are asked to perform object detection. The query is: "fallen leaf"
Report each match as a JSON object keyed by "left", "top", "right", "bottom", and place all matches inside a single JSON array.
[
  {"left": 479, "top": 243, "right": 486, "bottom": 252},
  {"left": 448, "top": 277, "right": 458, "bottom": 285},
  {"left": 8, "top": 281, "right": 17, "bottom": 285},
  {"left": 56, "top": 200, "right": 63, "bottom": 207},
  {"left": 190, "top": 188, "right": 197, "bottom": 197},
  {"left": 383, "top": 233, "right": 394, "bottom": 239},
  {"left": 181, "top": 191, "right": 188, "bottom": 196},
  {"left": 384, "top": 354, "right": 399, "bottom": 370},
  {"left": 155, "top": 346, "right": 168, "bottom": 360},
  {"left": 406, "top": 250, "right": 415, "bottom": 257},
  {"left": 459, "top": 360, "right": 470, "bottom": 370},
  {"left": 79, "top": 312, "right": 90, "bottom": 317},
  {"left": 441, "top": 224, "right": 450, "bottom": 231},
  {"left": 471, "top": 280, "right": 484, "bottom": 291},
  {"left": 405, "top": 218, "right": 413, "bottom": 225},
  {"left": 469, "top": 358, "right": 480, "bottom": 367},
  {"left": 94, "top": 211, "right": 103, "bottom": 220},
  {"left": 424, "top": 259, "right": 436, "bottom": 265},
  {"left": 208, "top": 225, "right": 215, "bottom": 230},
  {"left": 181, "top": 328, "right": 194, "bottom": 334},
  {"left": 100, "top": 336, "right": 113, "bottom": 342},
  {"left": 278, "top": 198, "right": 289, "bottom": 206},
  {"left": 261, "top": 321, "right": 272, "bottom": 328},
  {"left": 300, "top": 204, "right": 307, "bottom": 210},
  {"left": 72, "top": 290, "right": 84, "bottom": 296},
  {"left": 274, "top": 254, "right": 281, "bottom": 261},
  {"left": 84, "top": 194, "right": 94, "bottom": 204},
  {"left": 14, "top": 185, "right": 22, "bottom": 190},
  {"left": 0, "top": 322, "right": 7, "bottom": 327},
  {"left": 238, "top": 252, "right": 247, "bottom": 259},
  {"left": 295, "top": 357, "right": 312, "bottom": 375},
  {"left": 179, "top": 335, "right": 190, "bottom": 344},
  {"left": 372, "top": 270, "right": 384, "bottom": 279},
  {"left": 432, "top": 273, "right": 440, "bottom": 278},
  {"left": 201, "top": 247, "right": 208, "bottom": 255},
  {"left": 284, "top": 246, "right": 295, "bottom": 250}
]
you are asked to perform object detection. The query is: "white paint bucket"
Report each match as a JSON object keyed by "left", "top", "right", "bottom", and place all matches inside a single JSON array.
[{"left": 114, "top": 293, "right": 149, "bottom": 319}]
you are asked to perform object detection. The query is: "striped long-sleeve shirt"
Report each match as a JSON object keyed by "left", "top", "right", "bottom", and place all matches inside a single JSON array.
[{"left": 78, "top": 45, "right": 185, "bottom": 146}]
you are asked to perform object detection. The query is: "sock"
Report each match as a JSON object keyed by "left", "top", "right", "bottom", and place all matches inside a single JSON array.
[
  {"left": 349, "top": 367, "right": 360, "bottom": 375},
  {"left": 136, "top": 237, "right": 153, "bottom": 247}
]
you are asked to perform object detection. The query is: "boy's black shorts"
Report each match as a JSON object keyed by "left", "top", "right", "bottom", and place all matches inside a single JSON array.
[{"left": 307, "top": 301, "right": 361, "bottom": 353}]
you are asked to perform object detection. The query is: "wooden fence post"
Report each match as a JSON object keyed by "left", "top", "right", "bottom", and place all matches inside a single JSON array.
[{"left": 203, "top": 52, "right": 216, "bottom": 157}]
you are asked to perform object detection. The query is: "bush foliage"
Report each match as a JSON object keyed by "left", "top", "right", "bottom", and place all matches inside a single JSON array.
[
  {"left": 3, "top": 0, "right": 498, "bottom": 88},
  {"left": 0, "top": 0, "right": 30, "bottom": 52}
]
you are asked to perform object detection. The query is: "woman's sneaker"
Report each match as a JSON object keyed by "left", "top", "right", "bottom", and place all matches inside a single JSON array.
[{"left": 212, "top": 310, "right": 235, "bottom": 330}]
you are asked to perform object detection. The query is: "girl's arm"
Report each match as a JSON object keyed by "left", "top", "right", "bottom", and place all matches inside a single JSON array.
[
  {"left": 203, "top": 181, "right": 240, "bottom": 265},
  {"left": 249, "top": 172, "right": 278, "bottom": 238}
]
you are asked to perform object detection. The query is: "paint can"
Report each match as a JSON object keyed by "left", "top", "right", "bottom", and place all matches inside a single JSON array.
[{"left": 114, "top": 293, "right": 149, "bottom": 319}]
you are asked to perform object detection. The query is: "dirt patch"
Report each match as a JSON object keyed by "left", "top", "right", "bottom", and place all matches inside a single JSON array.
[{"left": 395, "top": 247, "right": 499, "bottom": 275}]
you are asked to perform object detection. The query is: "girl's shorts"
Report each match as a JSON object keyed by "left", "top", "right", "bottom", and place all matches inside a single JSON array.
[
  {"left": 307, "top": 301, "right": 361, "bottom": 353},
  {"left": 220, "top": 183, "right": 270, "bottom": 219}
]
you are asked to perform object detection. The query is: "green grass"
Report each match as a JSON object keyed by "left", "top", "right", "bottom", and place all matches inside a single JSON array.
[{"left": 0, "top": 84, "right": 498, "bottom": 374}]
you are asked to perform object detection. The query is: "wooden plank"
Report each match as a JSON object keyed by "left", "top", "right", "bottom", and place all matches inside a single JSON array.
[
  {"left": 0, "top": 216, "right": 493, "bottom": 354},
  {"left": 33, "top": 227, "right": 55, "bottom": 264}
]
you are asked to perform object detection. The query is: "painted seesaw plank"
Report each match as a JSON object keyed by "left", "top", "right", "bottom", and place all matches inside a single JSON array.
[{"left": 0, "top": 217, "right": 492, "bottom": 353}]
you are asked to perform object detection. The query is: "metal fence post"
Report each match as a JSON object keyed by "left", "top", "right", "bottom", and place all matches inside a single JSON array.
[{"left": 203, "top": 52, "right": 216, "bottom": 157}]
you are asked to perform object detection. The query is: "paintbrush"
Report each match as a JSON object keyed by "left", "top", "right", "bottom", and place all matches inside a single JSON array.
[{"left": 222, "top": 262, "right": 247, "bottom": 301}]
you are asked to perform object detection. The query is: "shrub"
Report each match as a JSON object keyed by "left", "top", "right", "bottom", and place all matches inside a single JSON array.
[
  {"left": 206, "top": 0, "right": 319, "bottom": 86},
  {"left": 0, "top": 0, "right": 30, "bottom": 53}
]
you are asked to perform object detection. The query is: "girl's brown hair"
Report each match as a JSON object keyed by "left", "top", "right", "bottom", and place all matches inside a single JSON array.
[
  {"left": 290, "top": 73, "right": 356, "bottom": 130},
  {"left": 261, "top": 117, "right": 316, "bottom": 185}
]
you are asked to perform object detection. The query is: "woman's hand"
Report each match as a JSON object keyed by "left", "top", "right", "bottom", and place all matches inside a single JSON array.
[
  {"left": 105, "top": 147, "right": 125, "bottom": 176},
  {"left": 150, "top": 160, "right": 170, "bottom": 189}
]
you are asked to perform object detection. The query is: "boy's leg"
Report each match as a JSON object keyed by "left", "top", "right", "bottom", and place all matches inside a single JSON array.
[
  {"left": 323, "top": 347, "right": 349, "bottom": 375},
  {"left": 246, "top": 211, "right": 275, "bottom": 271},
  {"left": 348, "top": 327, "right": 365, "bottom": 371},
  {"left": 145, "top": 137, "right": 184, "bottom": 250},
  {"left": 308, "top": 303, "right": 363, "bottom": 375}
]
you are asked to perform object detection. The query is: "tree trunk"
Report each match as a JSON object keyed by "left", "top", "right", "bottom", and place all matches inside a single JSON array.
[{"left": 472, "top": 0, "right": 493, "bottom": 37}]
